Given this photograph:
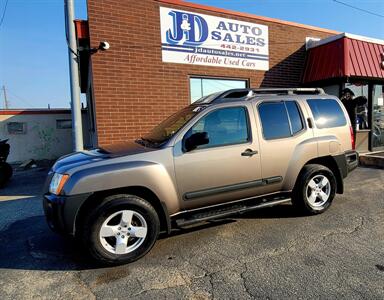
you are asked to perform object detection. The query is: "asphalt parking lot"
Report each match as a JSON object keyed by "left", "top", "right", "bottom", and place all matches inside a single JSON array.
[{"left": 0, "top": 166, "right": 383, "bottom": 299}]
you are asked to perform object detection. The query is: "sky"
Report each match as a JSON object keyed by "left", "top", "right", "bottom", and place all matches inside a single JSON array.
[{"left": 0, "top": 0, "right": 383, "bottom": 109}]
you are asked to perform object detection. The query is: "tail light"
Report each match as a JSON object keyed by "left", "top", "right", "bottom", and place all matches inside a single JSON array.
[{"left": 350, "top": 126, "right": 355, "bottom": 150}]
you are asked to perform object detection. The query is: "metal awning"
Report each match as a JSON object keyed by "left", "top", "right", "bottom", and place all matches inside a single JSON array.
[{"left": 302, "top": 33, "right": 384, "bottom": 83}]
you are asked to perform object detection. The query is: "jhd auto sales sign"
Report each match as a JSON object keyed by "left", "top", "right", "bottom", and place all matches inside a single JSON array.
[{"left": 160, "top": 7, "right": 269, "bottom": 70}]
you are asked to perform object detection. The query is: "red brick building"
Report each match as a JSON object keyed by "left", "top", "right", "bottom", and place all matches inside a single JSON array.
[{"left": 79, "top": 0, "right": 384, "bottom": 150}]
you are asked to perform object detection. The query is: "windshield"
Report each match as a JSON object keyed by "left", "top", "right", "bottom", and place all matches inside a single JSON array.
[{"left": 141, "top": 105, "right": 206, "bottom": 145}]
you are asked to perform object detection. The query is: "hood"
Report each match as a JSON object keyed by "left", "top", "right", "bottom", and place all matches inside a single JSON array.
[
  {"left": 98, "top": 141, "right": 155, "bottom": 156},
  {"left": 52, "top": 141, "right": 158, "bottom": 174}
]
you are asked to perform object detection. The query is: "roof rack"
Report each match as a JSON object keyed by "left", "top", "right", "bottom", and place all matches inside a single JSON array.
[
  {"left": 194, "top": 87, "right": 325, "bottom": 104},
  {"left": 249, "top": 88, "right": 325, "bottom": 96}
]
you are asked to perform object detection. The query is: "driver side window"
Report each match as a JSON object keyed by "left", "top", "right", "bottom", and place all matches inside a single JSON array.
[{"left": 186, "top": 107, "right": 250, "bottom": 149}]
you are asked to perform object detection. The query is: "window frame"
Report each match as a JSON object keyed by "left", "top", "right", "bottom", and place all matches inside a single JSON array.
[
  {"left": 257, "top": 100, "right": 306, "bottom": 141},
  {"left": 182, "top": 105, "right": 252, "bottom": 152},
  {"left": 56, "top": 119, "right": 72, "bottom": 129},
  {"left": 189, "top": 75, "right": 250, "bottom": 103},
  {"left": 7, "top": 122, "right": 27, "bottom": 135}
]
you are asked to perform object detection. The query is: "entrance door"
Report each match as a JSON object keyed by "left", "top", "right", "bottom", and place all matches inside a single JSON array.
[
  {"left": 173, "top": 104, "right": 262, "bottom": 210},
  {"left": 372, "top": 84, "right": 384, "bottom": 149}
]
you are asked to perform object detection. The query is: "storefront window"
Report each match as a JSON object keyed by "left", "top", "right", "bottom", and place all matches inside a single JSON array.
[
  {"left": 322, "top": 85, "right": 340, "bottom": 97},
  {"left": 373, "top": 84, "right": 384, "bottom": 149},
  {"left": 190, "top": 77, "right": 247, "bottom": 103},
  {"left": 344, "top": 83, "right": 369, "bottom": 130}
]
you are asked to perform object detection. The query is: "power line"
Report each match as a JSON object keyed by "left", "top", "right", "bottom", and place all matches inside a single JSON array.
[
  {"left": 332, "top": 0, "right": 384, "bottom": 18},
  {"left": 3, "top": 87, "right": 36, "bottom": 108},
  {"left": 0, "top": 0, "right": 9, "bottom": 29}
]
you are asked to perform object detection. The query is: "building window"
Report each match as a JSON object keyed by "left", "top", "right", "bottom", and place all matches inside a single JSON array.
[
  {"left": 307, "top": 99, "right": 347, "bottom": 129},
  {"left": 7, "top": 122, "right": 27, "bottom": 134},
  {"left": 186, "top": 107, "right": 250, "bottom": 149},
  {"left": 56, "top": 119, "right": 72, "bottom": 129},
  {"left": 190, "top": 77, "right": 248, "bottom": 103}
]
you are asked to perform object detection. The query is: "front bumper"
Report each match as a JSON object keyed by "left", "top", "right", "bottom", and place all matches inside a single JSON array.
[{"left": 43, "top": 192, "right": 91, "bottom": 236}]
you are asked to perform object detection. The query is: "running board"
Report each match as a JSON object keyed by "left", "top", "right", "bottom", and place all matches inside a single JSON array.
[{"left": 175, "top": 197, "right": 291, "bottom": 227}]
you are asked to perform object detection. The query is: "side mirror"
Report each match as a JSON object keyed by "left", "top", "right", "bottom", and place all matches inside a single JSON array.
[{"left": 184, "top": 132, "right": 209, "bottom": 152}]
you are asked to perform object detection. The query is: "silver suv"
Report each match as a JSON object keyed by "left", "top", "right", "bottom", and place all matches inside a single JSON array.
[{"left": 43, "top": 88, "right": 358, "bottom": 265}]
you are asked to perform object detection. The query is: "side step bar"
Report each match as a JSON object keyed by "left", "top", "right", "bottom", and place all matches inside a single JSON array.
[{"left": 174, "top": 197, "right": 291, "bottom": 227}]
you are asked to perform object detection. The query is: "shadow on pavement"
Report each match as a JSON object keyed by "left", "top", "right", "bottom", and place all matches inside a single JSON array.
[
  {"left": 0, "top": 214, "right": 99, "bottom": 271},
  {"left": 0, "top": 202, "right": 303, "bottom": 272},
  {"left": 0, "top": 166, "right": 304, "bottom": 272},
  {"left": 0, "top": 167, "right": 49, "bottom": 197},
  {"left": 238, "top": 203, "right": 304, "bottom": 219}
]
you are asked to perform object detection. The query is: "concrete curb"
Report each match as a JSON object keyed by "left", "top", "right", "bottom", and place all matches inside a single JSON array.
[{"left": 359, "top": 151, "right": 384, "bottom": 169}]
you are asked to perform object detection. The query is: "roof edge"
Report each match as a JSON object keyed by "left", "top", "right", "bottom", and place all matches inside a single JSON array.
[
  {"left": 0, "top": 109, "right": 75, "bottom": 115},
  {"left": 156, "top": 0, "right": 339, "bottom": 34},
  {"left": 307, "top": 32, "right": 384, "bottom": 49}
]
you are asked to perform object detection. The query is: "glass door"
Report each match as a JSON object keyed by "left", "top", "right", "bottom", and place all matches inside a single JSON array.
[{"left": 372, "top": 84, "right": 384, "bottom": 150}]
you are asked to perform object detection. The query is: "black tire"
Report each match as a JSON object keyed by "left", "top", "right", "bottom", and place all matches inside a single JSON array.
[
  {"left": 81, "top": 194, "right": 160, "bottom": 266},
  {"left": 292, "top": 164, "right": 336, "bottom": 215},
  {"left": 0, "top": 162, "right": 13, "bottom": 187}
]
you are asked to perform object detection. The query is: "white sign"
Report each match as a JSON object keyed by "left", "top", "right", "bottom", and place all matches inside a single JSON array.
[{"left": 160, "top": 7, "right": 269, "bottom": 70}]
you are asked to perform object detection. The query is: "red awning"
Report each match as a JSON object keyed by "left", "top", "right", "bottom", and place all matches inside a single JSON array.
[
  {"left": 74, "top": 20, "right": 89, "bottom": 40},
  {"left": 302, "top": 34, "right": 384, "bottom": 83}
]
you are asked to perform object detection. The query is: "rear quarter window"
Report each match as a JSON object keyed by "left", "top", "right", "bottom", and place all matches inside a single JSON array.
[{"left": 307, "top": 99, "right": 347, "bottom": 129}]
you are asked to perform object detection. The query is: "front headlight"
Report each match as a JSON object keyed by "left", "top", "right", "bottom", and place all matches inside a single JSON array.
[{"left": 49, "top": 173, "right": 69, "bottom": 195}]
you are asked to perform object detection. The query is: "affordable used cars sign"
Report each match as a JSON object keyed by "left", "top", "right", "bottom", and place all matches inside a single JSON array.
[{"left": 160, "top": 7, "right": 269, "bottom": 70}]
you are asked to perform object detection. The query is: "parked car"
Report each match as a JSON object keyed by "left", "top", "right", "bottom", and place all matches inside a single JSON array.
[
  {"left": 0, "top": 139, "right": 13, "bottom": 187},
  {"left": 43, "top": 88, "right": 358, "bottom": 265}
]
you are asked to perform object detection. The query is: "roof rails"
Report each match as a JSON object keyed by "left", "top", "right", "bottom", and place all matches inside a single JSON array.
[
  {"left": 249, "top": 88, "right": 325, "bottom": 96},
  {"left": 194, "top": 87, "right": 326, "bottom": 104}
]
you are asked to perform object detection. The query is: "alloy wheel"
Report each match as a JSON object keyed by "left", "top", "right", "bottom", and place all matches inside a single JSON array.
[
  {"left": 99, "top": 210, "right": 148, "bottom": 255},
  {"left": 306, "top": 174, "right": 331, "bottom": 208}
]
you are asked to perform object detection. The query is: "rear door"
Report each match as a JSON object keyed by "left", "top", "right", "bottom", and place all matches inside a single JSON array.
[{"left": 254, "top": 99, "right": 317, "bottom": 193}]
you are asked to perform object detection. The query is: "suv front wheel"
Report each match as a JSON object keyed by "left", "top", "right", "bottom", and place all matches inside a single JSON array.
[
  {"left": 81, "top": 194, "right": 160, "bottom": 265},
  {"left": 292, "top": 164, "right": 337, "bottom": 215}
]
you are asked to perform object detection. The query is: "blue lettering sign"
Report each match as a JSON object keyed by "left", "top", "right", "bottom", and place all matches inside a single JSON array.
[{"left": 166, "top": 11, "right": 208, "bottom": 46}]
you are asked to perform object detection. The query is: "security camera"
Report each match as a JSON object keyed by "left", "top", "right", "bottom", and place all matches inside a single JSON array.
[{"left": 98, "top": 41, "right": 110, "bottom": 51}]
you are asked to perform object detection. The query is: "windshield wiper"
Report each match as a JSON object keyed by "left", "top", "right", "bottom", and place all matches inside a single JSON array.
[{"left": 135, "top": 137, "right": 159, "bottom": 148}]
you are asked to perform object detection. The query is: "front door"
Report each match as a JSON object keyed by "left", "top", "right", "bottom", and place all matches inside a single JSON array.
[{"left": 173, "top": 104, "right": 262, "bottom": 210}]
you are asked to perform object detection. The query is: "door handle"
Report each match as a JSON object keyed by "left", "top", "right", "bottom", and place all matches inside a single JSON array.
[{"left": 241, "top": 148, "right": 258, "bottom": 157}]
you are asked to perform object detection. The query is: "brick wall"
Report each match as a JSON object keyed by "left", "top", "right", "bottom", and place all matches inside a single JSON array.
[{"left": 87, "top": 0, "right": 337, "bottom": 145}]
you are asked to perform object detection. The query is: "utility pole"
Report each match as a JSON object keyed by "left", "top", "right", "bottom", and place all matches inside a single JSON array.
[
  {"left": 2, "top": 85, "right": 9, "bottom": 109},
  {"left": 64, "top": 0, "right": 84, "bottom": 151}
]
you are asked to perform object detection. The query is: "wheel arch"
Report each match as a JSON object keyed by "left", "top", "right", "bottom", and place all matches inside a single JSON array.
[
  {"left": 299, "top": 156, "right": 344, "bottom": 194},
  {"left": 74, "top": 186, "right": 172, "bottom": 237}
]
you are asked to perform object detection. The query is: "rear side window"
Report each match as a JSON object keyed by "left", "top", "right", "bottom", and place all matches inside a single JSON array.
[
  {"left": 307, "top": 99, "right": 347, "bottom": 129},
  {"left": 258, "top": 101, "right": 304, "bottom": 140},
  {"left": 286, "top": 101, "right": 304, "bottom": 134}
]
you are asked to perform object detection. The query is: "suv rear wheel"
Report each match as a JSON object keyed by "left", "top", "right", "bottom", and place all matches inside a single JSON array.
[
  {"left": 81, "top": 194, "right": 160, "bottom": 265},
  {"left": 292, "top": 164, "right": 336, "bottom": 215}
]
